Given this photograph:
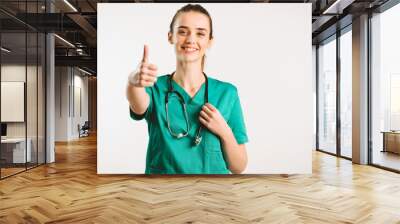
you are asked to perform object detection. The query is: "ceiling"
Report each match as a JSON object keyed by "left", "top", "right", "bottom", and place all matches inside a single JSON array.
[{"left": 0, "top": 0, "right": 392, "bottom": 75}]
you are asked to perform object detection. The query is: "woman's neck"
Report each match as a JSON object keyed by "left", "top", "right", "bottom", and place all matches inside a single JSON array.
[{"left": 173, "top": 61, "right": 204, "bottom": 90}]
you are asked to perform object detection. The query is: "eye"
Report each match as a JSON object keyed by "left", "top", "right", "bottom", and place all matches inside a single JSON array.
[
  {"left": 178, "top": 30, "right": 187, "bottom": 35},
  {"left": 197, "top": 33, "right": 205, "bottom": 37}
]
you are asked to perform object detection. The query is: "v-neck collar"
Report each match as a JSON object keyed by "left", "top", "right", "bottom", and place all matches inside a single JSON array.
[{"left": 171, "top": 78, "right": 206, "bottom": 105}]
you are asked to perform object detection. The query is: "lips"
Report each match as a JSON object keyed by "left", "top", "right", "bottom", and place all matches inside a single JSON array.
[{"left": 181, "top": 46, "right": 198, "bottom": 53}]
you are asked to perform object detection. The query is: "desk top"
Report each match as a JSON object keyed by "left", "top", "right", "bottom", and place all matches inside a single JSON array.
[
  {"left": 381, "top": 131, "right": 400, "bottom": 134},
  {"left": 1, "top": 138, "right": 28, "bottom": 143}
]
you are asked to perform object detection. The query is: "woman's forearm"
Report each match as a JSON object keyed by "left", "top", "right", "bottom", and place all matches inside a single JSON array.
[
  {"left": 219, "top": 129, "right": 248, "bottom": 174},
  {"left": 126, "top": 45, "right": 157, "bottom": 115},
  {"left": 126, "top": 82, "right": 150, "bottom": 115}
]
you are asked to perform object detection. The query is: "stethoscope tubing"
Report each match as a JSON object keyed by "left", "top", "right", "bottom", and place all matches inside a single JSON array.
[{"left": 166, "top": 72, "right": 208, "bottom": 145}]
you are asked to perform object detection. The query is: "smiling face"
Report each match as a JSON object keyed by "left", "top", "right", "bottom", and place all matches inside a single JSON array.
[{"left": 168, "top": 11, "right": 213, "bottom": 65}]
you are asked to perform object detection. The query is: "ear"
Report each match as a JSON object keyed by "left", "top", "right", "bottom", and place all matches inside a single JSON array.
[
  {"left": 168, "top": 32, "right": 173, "bottom": 44},
  {"left": 207, "top": 37, "right": 214, "bottom": 49}
]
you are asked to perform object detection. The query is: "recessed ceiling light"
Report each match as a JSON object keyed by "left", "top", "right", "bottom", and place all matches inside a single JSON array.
[
  {"left": 78, "top": 67, "right": 93, "bottom": 76},
  {"left": 322, "top": 0, "right": 354, "bottom": 15},
  {"left": 1, "top": 47, "right": 11, "bottom": 53},
  {"left": 63, "top": 0, "right": 78, "bottom": 12},
  {"left": 54, "top": 34, "right": 75, "bottom": 48}
]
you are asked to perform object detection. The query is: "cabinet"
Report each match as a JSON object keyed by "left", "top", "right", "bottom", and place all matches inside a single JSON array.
[{"left": 382, "top": 131, "right": 400, "bottom": 154}]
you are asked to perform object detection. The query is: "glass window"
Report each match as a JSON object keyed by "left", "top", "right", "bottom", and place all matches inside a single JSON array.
[
  {"left": 339, "top": 28, "right": 352, "bottom": 158},
  {"left": 27, "top": 31, "right": 38, "bottom": 169},
  {"left": 1, "top": 31, "right": 28, "bottom": 178},
  {"left": 313, "top": 45, "right": 317, "bottom": 150},
  {"left": 371, "top": 3, "right": 400, "bottom": 171},
  {"left": 38, "top": 32, "right": 45, "bottom": 165},
  {"left": 0, "top": 1, "right": 46, "bottom": 179},
  {"left": 318, "top": 36, "right": 337, "bottom": 154}
]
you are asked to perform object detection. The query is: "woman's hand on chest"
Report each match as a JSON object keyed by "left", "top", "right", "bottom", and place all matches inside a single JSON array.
[{"left": 198, "top": 103, "right": 231, "bottom": 138}]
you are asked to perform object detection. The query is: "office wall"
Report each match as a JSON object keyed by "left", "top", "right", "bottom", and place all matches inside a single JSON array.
[
  {"left": 55, "top": 67, "right": 89, "bottom": 141},
  {"left": 73, "top": 72, "right": 89, "bottom": 138},
  {"left": 55, "top": 67, "right": 69, "bottom": 141}
]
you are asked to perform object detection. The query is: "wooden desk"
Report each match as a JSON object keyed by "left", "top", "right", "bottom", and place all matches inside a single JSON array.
[{"left": 381, "top": 131, "right": 400, "bottom": 154}]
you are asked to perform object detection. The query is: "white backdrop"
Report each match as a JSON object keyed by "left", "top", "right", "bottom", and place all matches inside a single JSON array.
[{"left": 98, "top": 3, "right": 312, "bottom": 174}]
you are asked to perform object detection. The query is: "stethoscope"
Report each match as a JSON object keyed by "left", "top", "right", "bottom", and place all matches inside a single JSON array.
[{"left": 165, "top": 71, "right": 208, "bottom": 146}]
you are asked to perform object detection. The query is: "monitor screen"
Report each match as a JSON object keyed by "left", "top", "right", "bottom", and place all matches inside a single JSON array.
[{"left": 1, "top": 123, "right": 7, "bottom": 137}]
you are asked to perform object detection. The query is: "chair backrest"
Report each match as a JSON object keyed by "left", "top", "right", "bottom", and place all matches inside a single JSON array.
[{"left": 82, "top": 121, "right": 90, "bottom": 129}]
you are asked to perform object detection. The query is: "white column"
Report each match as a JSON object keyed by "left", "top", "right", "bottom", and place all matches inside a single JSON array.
[
  {"left": 46, "top": 33, "right": 55, "bottom": 163},
  {"left": 352, "top": 14, "right": 369, "bottom": 164},
  {"left": 45, "top": 0, "right": 55, "bottom": 163}
]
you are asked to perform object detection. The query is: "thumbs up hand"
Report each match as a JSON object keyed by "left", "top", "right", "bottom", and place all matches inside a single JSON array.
[{"left": 128, "top": 45, "right": 158, "bottom": 87}]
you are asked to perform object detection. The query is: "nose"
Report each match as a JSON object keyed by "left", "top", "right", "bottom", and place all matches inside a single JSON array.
[{"left": 185, "top": 33, "right": 196, "bottom": 44}]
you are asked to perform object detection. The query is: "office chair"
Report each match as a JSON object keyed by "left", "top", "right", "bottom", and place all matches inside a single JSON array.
[{"left": 79, "top": 121, "right": 90, "bottom": 138}]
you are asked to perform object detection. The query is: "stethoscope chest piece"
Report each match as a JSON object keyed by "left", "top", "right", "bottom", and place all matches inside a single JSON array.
[{"left": 194, "top": 136, "right": 202, "bottom": 146}]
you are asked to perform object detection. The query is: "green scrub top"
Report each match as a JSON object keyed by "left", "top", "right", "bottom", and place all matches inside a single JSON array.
[{"left": 130, "top": 74, "right": 248, "bottom": 174}]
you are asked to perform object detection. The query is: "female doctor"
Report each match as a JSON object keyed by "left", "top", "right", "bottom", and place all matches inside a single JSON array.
[{"left": 126, "top": 4, "right": 248, "bottom": 174}]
